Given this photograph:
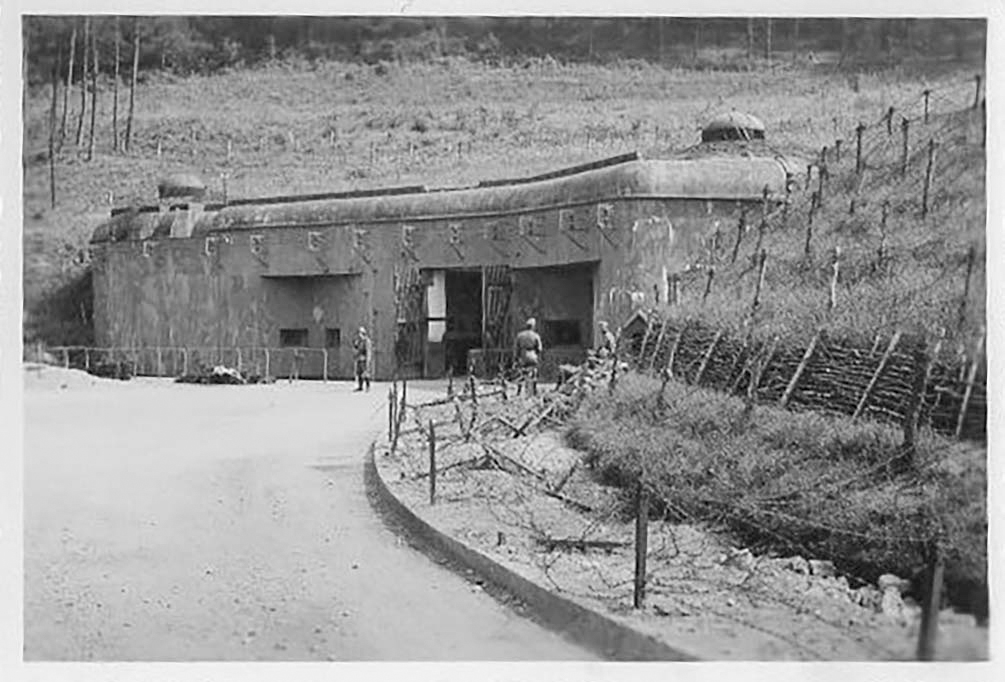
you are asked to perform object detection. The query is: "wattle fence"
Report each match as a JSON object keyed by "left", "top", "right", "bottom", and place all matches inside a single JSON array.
[{"left": 621, "top": 313, "right": 986, "bottom": 442}]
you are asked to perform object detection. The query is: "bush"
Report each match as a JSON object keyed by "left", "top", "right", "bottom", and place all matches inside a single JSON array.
[{"left": 566, "top": 372, "right": 987, "bottom": 618}]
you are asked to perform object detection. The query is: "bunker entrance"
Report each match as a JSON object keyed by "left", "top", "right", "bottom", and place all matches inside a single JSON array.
[{"left": 443, "top": 269, "right": 484, "bottom": 375}]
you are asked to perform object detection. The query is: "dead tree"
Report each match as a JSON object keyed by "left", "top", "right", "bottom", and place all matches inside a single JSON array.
[
  {"left": 112, "top": 16, "right": 120, "bottom": 152},
  {"left": 75, "top": 16, "right": 89, "bottom": 147},
  {"left": 86, "top": 18, "right": 98, "bottom": 162},
  {"left": 125, "top": 17, "right": 140, "bottom": 153},
  {"left": 49, "top": 56, "right": 59, "bottom": 208},
  {"left": 59, "top": 20, "right": 77, "bottom": 149}
]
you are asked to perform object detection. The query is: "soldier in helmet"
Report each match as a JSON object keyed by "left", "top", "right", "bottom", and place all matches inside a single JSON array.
[
  {"left": 597, "top": 320, "right": 617, "bottom": 359},
  {"left": 513, "top": 317, "right": 543, "bottom": 396},
  {"left": 353, "top": 326, "right": 372, "bottom": 392}
]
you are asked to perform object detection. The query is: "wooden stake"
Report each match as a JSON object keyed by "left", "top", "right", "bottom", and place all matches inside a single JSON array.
[
  {"left": 649, "top": 320, "right": 671, "bottom": 372},
  {"left": 834, "top": 139, "right": 842, "bottom": 163},
  {"left": 780, "top": 331, "right": 820, "bottom": 408},
  {"left": 921, "top": 138, "right": 936, "bottom": 219},
  {"left": 633, "top": 480, "right": 649, "bottom": 609},
  {"left": 916, "top": 541, "right": 944, "bottom": 660},
  {"left": 731, "top": 209, "right": 746, "bottom": 264},
  {"left": 828, "top": 246, "right": 841, "bottom": 312},
  {"left": 665, "top": 322, "right": 686, "bottom": 379},
  {"left": 702, "top": 267, "right": 715, "bottom": 303},
  {"left": 670, "top": 273, "right": 682, "bottom": 306},
  {"left": 886, "top": 106, "right": 895, "bottom": 136},
  {"left": 388, "top": 388, "right": 394, "bottom": 440},
  {"left": 900, "top": 117, "right": 910, "bottom": 178},
  {"left": 923, "top": 89, "right": 930, "bottom": 123},
  {"left": 957, "top": 245, "right": 977, "bottom": 331},
  {"left": 853, "top": 330, "right": 902, "bottom": 421},
  {"left": 855, "top": 123, "right": 865, "bottom": 174},
  {"left": 638, "top": 318, "right": 655, "bottom": 366},
  {"left": 804, "top": 194, "right": 817, "bottom": 257},
  {"left": 955, "top": 330, "right": 984, "bottom": 438},
  {"left": 751, "top": 250, "right": 767, "bottom": 313},
  {"left": 429, "top": 420, "right": 437, "bottom": 505},
  {"left": 694, "top": 330, "right": 724, "bottom": 385}
]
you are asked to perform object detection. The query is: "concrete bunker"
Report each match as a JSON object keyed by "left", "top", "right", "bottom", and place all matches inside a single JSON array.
[{"left": 89, "top": 118, "right": 796, "bottom": 381}]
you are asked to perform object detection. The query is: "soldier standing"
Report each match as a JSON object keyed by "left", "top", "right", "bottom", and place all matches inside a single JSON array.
[
  {"left": 353, "top": 326, "right": 372, "bottom": 392},
  {"left": 597, "top": 320, "right": 618, "bottom": 359},
  {"left": 513, "top": 318, "right": 543, "bottom": 396}
]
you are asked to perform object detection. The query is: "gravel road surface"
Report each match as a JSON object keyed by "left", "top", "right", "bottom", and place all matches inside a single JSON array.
[{"left": 23, "top": 375, "right": 594, "bottom": 661}]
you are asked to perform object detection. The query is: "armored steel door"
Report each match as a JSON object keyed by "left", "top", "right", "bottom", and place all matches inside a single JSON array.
[
  {"left": 483, "top": 265, "right": 513, "bottom": 351},
  {"left": 394, "top": 266, "right": 426, "bottom": 378}
]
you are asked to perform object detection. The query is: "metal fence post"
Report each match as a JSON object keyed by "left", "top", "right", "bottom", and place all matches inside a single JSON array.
[
  {"left": 322, "top": 348, "right": 329, "bottom": 383},
  {"left": 264, "top": 348, "right": 271, "bottom": 379}
]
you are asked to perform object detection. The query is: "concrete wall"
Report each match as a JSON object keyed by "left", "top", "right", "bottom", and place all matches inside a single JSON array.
[{"left": 92, "top": 196, "right": 752, "bottom": 379}]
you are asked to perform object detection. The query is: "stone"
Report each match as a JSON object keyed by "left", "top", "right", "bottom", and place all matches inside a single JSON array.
[
  {"left": 880, "top": 587, "right": 906, "bottom": 620},
  {"left": 808, "top": 559, "right": 836, "bottom": 578},
  {"left": 722, "top": 547, "right": 756, "bottom": 571},
  {"left": 877, "top": 573, "right": 911, "bottom": 594},
  {"left": 784, "top": 555, "right": 811, "bottom": 574}
]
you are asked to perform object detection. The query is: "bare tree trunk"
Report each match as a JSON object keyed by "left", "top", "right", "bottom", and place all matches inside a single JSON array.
[
  {"left": 22, "top": 23, "right": 29, "bottom": 123},
  {"left": 658, "top": 17, "right": 664, "bottom": 62},
  {"left": 75, "top": 17, "right": 89, "bottom": 147},
  {"left": 840, "top": 18, "right": 850, "bottom": 64},
  {"left": 59, "top": 22, "right": 76, "bottom": 150},
  {"left": 765, "top": 18, "right": 773, "bottom": 62},
  {"left": 49, "top": 54, "right": 60, "bottom": 208},
  {"left": 113, "top": 16, "right": 120, "bottom": 152},
  {"left": 125, "top": 17, "right": 139, "bottom": 153},
  {"left": 87, "top": 19, "right": 98, "bottom": 162}
]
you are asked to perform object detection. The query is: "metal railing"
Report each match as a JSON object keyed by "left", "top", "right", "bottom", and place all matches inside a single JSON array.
[{"left": 38, "top": 345, "right": 367, "bottom": 382}]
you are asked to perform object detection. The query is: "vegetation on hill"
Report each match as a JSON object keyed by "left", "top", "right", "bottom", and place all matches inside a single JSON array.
[
  {"left": 567, "top": 374, "right": 988, "bottom": 620},
  {"left": 22, "top": 16, "right": 987, "bottom": 84}
]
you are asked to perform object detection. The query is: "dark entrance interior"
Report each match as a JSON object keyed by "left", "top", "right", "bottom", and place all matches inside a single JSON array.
[{"left": 444, "top": 269, "right": 483, "bottom": 375}]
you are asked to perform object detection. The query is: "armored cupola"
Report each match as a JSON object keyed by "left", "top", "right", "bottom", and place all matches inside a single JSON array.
[
  {"left": 157, "top": 172, "right": 207, "bottom": 201},
  {"left": 701, "top": 111, "right": 766, "bottom": 143}
]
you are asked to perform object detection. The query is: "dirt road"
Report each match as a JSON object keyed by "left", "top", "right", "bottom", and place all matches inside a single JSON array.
[{"left": 23, "top": 375, "right": 594, "bottom": 661}]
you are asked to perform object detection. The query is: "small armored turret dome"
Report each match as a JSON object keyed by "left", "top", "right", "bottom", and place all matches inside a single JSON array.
[
  {"left": 701, "top": 111, "right": 766, "bottom": 143},
  {"left": 157, "top": 173, "right": 207, "bottom": 200}
]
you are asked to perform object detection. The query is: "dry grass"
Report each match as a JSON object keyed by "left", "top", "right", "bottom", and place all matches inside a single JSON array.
[
  {"left": 21, "top": 58, "right": 984, "bottom": 344},
  {"left": 566, "top": 373, "right": 987, "bottom": 620}
]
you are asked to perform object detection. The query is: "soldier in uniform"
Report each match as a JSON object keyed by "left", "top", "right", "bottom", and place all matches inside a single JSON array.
[
  {"left": 513, "top": 318, "right": 543, "bottom": 396},
  {"left": 597, "top": 320, "right": 618, "bottom": 359},
  {"left": 353, "top": 326, "right": 372, "bottom": 392}
]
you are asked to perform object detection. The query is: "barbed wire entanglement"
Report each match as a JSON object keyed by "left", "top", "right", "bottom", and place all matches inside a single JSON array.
[{"left": 625, "top": 72, "right": 986, "bottom": 442}]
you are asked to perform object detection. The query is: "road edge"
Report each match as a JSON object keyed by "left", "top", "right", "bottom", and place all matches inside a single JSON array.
[{"left": 364, "top": 442, "right": 699, "bottom": 662}]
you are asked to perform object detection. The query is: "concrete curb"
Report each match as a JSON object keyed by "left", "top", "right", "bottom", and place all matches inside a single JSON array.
[{"left": 365, "top": 442, "right": 699, "bottom": 661}]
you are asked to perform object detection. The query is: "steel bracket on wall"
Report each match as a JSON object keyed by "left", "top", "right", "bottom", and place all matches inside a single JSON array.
[
  {"left": 249, "top": 234, "right": 268, "bottom": 264},
  {"left": 307, "top": 230, "right": 325, "bottom": 252},
  {"left": 518, "top": 214, "right": 546, "bottom": 254},
  {"left": 401, "top": 224, "right": 419, "bottom": 262},
  {"left": 560, "top": 207, "right": 588, "bottom": 250},
  {"left": 352, "top": 226, "right": 373, "bottom": 264},
  {"left": 448, "top": 222, "right": 465, "bottom": 259},
  {"left": 596, "top": 203, "right": 619, "bottom": 247}
]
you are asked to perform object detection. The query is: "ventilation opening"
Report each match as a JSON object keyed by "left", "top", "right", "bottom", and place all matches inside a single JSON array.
[{"left": 280, "top": 328, "right": 309, "bottom": 347}]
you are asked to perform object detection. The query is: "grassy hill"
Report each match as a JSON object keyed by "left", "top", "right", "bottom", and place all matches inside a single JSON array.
[{"left": 22, "top": 57, "right": 985, "bottom": 350}]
